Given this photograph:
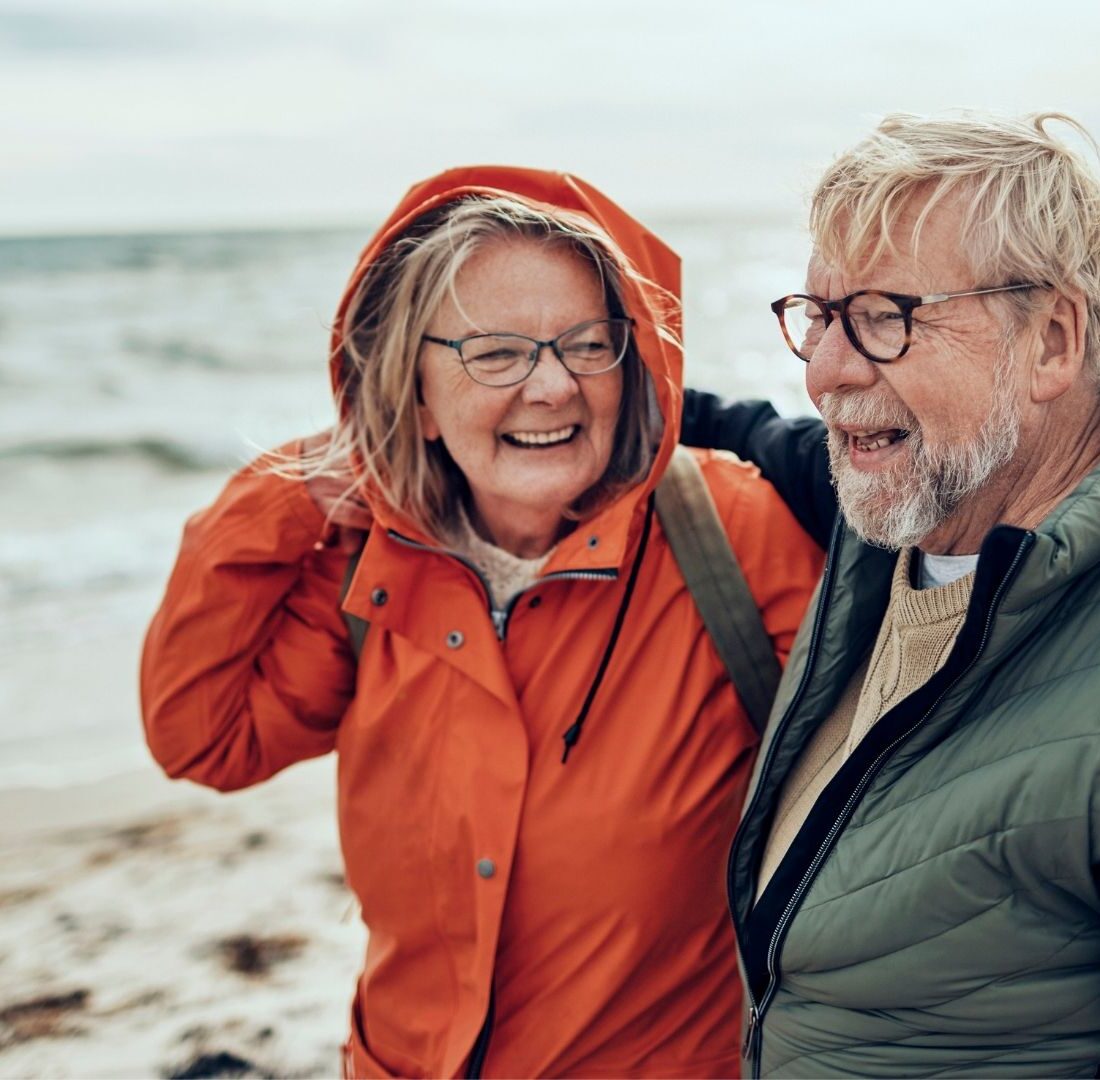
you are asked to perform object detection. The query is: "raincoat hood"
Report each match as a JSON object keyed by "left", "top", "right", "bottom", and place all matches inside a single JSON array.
[{"left": 329, "top": 166, "right": 683, "bottom": 570}]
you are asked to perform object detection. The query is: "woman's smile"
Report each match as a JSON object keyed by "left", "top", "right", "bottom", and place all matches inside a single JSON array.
[{"left": 500, "top": 424, "right": 581, "bottom": 448}]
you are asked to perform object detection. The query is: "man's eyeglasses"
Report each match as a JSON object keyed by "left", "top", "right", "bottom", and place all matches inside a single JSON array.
[
  {"left": 770, "top": 283, "right": 1041, "bottom": 363},
  {"left": 422, "top": 317, "right": 634, "bottom": 387}
]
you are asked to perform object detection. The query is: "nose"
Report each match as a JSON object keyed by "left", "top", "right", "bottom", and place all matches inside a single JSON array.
[
  {"left": 805, "top": 317, "right": 879, "bottom": 402},
  {"left": 520, "top": 344, "right": 580, "bottom": 406}
]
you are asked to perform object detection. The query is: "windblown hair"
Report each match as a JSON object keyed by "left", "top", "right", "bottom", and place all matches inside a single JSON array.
[
  {"left": 811, "top": 110, "right": 1100, "bottom": 380},
  {"left": 312, "top": 196, "right": 673, "bottom": 540}
]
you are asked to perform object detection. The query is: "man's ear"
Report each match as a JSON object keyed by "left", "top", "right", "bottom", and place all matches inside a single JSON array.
[{"left": 1032, "top": 289, "right": 1088, "bottom": 403}]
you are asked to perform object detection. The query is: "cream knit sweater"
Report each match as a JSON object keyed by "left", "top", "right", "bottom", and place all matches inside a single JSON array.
[
  {"left": 445, "top": 504, "right": 554, "bottom": 614},
  {"left": 756, "top": 548, "right": 975, "bottom": 896}
]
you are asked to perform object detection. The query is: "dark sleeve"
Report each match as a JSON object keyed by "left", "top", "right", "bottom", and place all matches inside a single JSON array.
[{"left": 680, "top": 389, "right": 837, "bottom": 550}]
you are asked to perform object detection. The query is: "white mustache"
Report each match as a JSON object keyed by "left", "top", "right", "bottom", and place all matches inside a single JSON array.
[{"left": 818, "top": 391, "right": 918, "bottom": 433}]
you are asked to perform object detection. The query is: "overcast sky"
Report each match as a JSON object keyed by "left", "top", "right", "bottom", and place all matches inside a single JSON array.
[{"left": 3, "top": 0, "right": 1100, "bottom": 234}]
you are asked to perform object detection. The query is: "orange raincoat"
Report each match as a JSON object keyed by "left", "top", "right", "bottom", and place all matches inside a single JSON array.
[{"left": 141, "top": 167, "right": 823, "bottom": 1078}]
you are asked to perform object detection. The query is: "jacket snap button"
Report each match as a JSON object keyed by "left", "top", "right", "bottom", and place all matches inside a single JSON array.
[
  {"left": 587, "top": 535, "right": 599, "bottom": 549},
  {"left": 446, "top": 630, "right": 464, "bottom": 649},
  {"left": 476, "top": 858, "right": 496, "bottom": 879},
  {"left": 370, "top": 587, "right": 388, "bottom": 606}
]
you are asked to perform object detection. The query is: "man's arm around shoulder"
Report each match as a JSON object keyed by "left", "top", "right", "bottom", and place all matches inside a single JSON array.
[{"left": 681, "top": 389, "right": 837, "bottom": 550}]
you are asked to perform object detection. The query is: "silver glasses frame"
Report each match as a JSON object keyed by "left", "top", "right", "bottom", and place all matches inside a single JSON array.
[{"left": 421, "top": 317, "right": 635, "bottom": 387}]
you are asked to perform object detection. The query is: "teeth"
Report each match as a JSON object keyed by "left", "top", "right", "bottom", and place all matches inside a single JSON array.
[
  {"left": 507, "top": 425, "right": 577, "bottom": 446},
  {"left": 859, "top": 435, "right": 895, "bottom": 451},
  {"left": 851, "top": 428, "right": 908, "bottom": 452}
]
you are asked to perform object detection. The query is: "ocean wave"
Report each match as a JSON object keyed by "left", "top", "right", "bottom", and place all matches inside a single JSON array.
[
  {"left": 121, "top": 332, "right": 233, "bottom": 370},
  {"left": 0, "top": 435, "right": 236, "bottom": 472},
  {"left": 0, "top": 227, "right": 364, "bottom": 280}
]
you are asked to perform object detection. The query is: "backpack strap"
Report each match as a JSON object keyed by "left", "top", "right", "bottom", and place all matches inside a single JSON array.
[
  {"left": 340, "top": 544, "right": 370, "bottom": 658},
  {"left": 655, "top": 446, "right": 781, "bottom": 736}
]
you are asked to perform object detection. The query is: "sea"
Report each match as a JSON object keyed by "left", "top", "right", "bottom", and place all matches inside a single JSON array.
[{"left": 0, "top": 216, "right": 813, "bottom": 790}]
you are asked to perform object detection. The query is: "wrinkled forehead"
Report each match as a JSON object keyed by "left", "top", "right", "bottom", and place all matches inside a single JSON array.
[
  {"left": 807, "top": 193, "right": 978, "bottom": 294},
  {"left": 440, "top": 235, "right": 609, "bottom": 313}
]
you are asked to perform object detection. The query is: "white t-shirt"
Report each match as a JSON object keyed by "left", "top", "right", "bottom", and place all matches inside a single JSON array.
[{"left": 917, "top": 550, "right": 980, "bottom": 589}]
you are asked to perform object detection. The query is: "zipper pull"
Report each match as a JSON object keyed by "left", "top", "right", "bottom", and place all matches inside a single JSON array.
[
  {"left": 490, "top": 609, "right": 507, "bottom": 640},
  {"left": 742, "top": 1004, "right": 760, "bottom": 1065},
  {"left": 741, "top": 1004, "right": 757, "bottom": 1058}
]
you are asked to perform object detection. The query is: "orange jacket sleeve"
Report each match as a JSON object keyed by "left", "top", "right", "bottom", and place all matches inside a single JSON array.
[{"left": 140, "top": 453, "right": 357, "bottom": 791}]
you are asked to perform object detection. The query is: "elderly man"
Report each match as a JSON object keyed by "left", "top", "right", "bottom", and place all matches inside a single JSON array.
[{"left": 684, "top": 111, "right": 1100, "bottom": 1077}]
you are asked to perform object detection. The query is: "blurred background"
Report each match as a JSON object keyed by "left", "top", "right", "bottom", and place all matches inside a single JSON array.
[
  {"left": 2, "top": 0, "right": 1099, "bottom": 1072},
  {"left": 5, "top": 0, "right": 1100, "bottom": 790}
]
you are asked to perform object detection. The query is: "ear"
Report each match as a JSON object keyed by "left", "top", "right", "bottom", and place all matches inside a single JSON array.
[
  {"left": 1031, "top": 289, "right": 1088, "bottom": 403},
  {"left": 415, "top": 367, "right": 443, "bottom": 441},
  {"left": 419, "top": 399, "right": 442, "bottom": 441}
]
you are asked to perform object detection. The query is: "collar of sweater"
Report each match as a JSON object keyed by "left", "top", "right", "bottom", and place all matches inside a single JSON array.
[
  {"left": 445, "top": 503, "right": 556, "bottom": 611},
  {"left": 893, "top": 547, "right": 975, "bottom": 625}
]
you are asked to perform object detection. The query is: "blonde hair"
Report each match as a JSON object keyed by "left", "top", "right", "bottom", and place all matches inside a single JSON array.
[
  {"left": 811, "top": 110, "right": 1100, "bottom": 379},
  {"left": 315, "top": 196, "right": 671, "bottom": 540}
]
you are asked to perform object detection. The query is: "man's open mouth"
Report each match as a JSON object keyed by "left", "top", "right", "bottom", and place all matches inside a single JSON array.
[
  {"left": 851, "top": 428, "right": 910, "bottom": 452},
  {"left": 501, "top": 424, "right": 580, "bottom": 448}
]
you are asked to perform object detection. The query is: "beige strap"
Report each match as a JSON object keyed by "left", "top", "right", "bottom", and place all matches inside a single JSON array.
[{"left": 655, "top": 446, "right": 781, "bottom": 735}]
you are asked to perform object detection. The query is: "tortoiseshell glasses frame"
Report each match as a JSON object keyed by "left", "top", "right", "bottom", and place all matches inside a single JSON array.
[{"left": 770, "top": 283, "right": 1042, "bottom": 363}]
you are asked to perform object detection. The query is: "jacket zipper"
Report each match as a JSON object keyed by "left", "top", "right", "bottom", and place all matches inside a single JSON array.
[
  {"left": 735, "top": 516, "right": 846, "bottom": 858},
  {"left": 495, "top": 568, "right": 618, "bottom": 639},
  {"left": 742, "top": 1003, "right": 762, "bottom": 1073},
  {"left": 732, "top": 516, "right": 846, "bottom": 1072},
  {"left": 388, "top": 529, "right": 617, "bottom": 641},
  {"left": 741, "top": 532, "right": 1032, "bottom": 1078}
]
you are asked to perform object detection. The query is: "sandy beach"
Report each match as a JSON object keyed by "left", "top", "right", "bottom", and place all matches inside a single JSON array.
[{"left": 0, "top": 758, "right": 365, "bottom": 1079}]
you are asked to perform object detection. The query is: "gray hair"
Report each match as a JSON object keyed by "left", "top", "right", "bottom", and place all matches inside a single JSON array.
[{"left": 811, "top": 110, "right": 1100, "bottom": 381}]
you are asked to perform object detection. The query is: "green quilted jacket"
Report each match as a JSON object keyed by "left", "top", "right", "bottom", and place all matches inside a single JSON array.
[{"left": 684, "top": 397, "right": 1100, "bottom": 1078}]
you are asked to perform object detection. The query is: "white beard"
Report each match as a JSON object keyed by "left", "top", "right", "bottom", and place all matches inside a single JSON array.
[{"left": 821, "top": 358, "right": 1021, "bottom": 550}]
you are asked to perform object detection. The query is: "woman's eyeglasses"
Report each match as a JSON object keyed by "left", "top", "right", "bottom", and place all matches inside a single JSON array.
[{"left": 422, "top": 317, "right": 634, "bottom": 387}]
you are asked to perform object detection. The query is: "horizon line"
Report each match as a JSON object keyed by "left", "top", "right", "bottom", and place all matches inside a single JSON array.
[{"left": 0, "top": 200, "right": 805, "bottom": 244}]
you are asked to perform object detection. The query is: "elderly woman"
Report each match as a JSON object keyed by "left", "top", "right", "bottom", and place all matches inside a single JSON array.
[{"left": 141, "top": 167, "right": 821, "bottom": 1078}]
